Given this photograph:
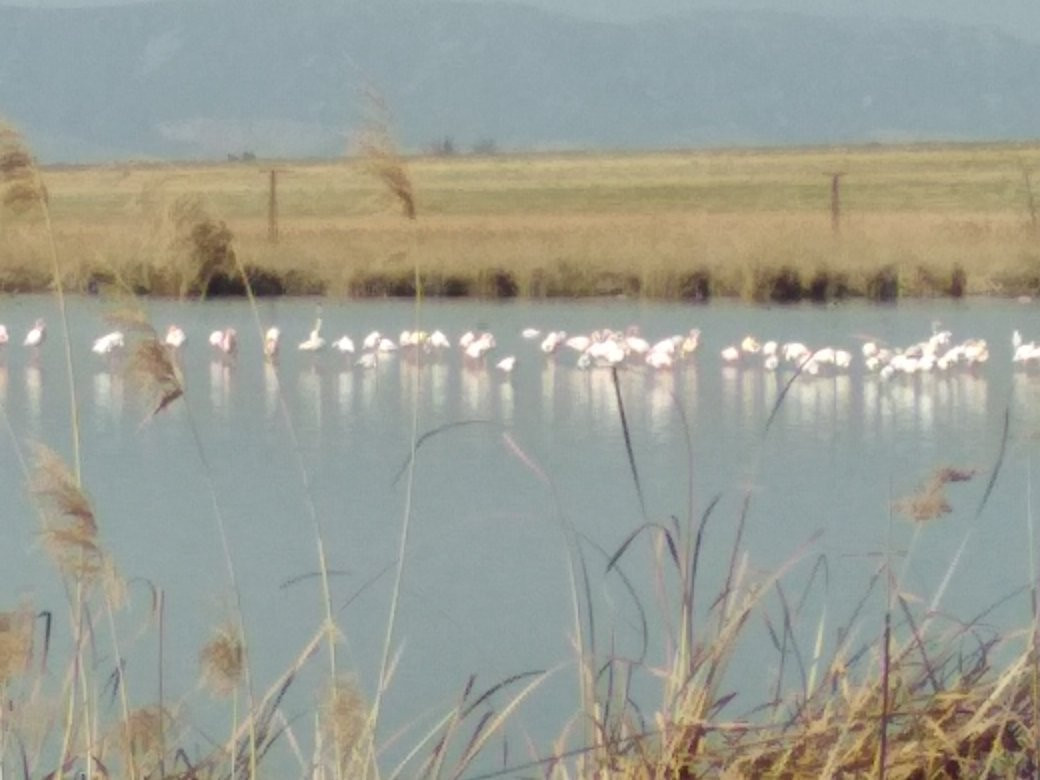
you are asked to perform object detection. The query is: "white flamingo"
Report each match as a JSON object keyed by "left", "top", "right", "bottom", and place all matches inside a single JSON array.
[
  {"left": 646, "top": 350, "right": 673, "bottom": 369},
  {"left": 623, "top": 327, "right": 651, "bottom": 356},
  {"left": 332, "top": 335, "right": 355, "bottom": 354},
  {"left": 496, "top": 355, "right": 517, "bottom": 373},
  {"left": 263, "top": 327, "right": 280, "bottom": 360},
  {"left": 298, "top": 319, "right": 325, "bottom": 352},
  {"left": 164, "top": 324, "right": 186, "bottom": 349},
  {"left": 521, "top": 328, "right": 541, "bottom": 340},
  {"left": 0, "top": 325, "right": 7, "bottom": 345},
  {"left": 427, "top": 330, "right": 451, "bottom": 350},
  {"left": 740, "top": 335, "right": 762, "bottom": 354},
  {"left": 362, "top": 331, "right": 382, "bottom": 351},
  {"left": 209, "top": 328, "right": 237, "bottom": 356},
  {"left": 24, "top": 319, "right": 45, "bottom": 348},
  {"left": 540, "top": 331, "right": 567, "bottom": 354},
  {"left": 92, "top": 331, "right": 125, "bottom": 355},
  {"left": 565, "top": 334, "right": 592, "bottom": 353},
  {"left": 465, "top": 332, "right": 495, "bottom": 359},
  {"left": 680, "top": 328, "right": 701, "bottom": 357}
]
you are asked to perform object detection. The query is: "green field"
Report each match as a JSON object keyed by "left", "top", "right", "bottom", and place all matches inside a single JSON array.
[{"left": 5, "top": 142, "right": 1040, "bottom": 299}]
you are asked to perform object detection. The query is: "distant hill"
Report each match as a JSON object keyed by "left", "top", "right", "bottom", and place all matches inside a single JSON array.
[{"left": 1, "top": 0, "right": 1039, "bottom": 161}]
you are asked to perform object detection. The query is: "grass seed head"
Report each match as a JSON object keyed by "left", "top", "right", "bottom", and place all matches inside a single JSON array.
[
  {"left": 126, "top": 337, "right": 184, "bottom": 421},
  {"left": 117, "top": 706, "right": 170, "bottom": 773},
  {"left": 321, "top": 676, "right": 370, "bottom": 770},
  {"left": 30, "top": 445, "right": 104, "bottom": 580},
  {"left": 357, "top": 94, "right": 416, "bottom": 220},
  {"left": 199, "top": 622, "right": 244, "bottom": 698},
  {"left": 0, "top": 122, "right": 46, "bottom": 213},
  {"left": 895, "top": 464, "right": 975, "bottom": 522},
  {"left": 0, "top": 605, "right": 34, "bottom": 685}
]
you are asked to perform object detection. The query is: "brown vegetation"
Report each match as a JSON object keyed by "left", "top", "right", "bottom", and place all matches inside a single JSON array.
[{"left": 2, "top": 143, "right": 1040, "bottom": 300}]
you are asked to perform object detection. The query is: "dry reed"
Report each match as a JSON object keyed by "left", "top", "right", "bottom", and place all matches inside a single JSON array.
[
  {"left": 0, "top": 606, "right": 34, "bottom": 686},
  {"left": 895, "top": 465, "right": 978, "bottom": 523},
  {"left": 200, "top": 623, "right": 245, "bottom": 699},
  {"left": 29, "top": 445, "right": 104, "bottom": 582}
]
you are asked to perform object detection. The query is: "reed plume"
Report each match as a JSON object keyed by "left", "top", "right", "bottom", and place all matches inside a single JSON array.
[
  {"left": 0, "top": 123, "right": 47, "bottom": 214},
  {"left": 116, "top": 706, "right": 171, "bottom": 775},
  {"left": 895, "top": 464, "right": 977, "bottom": 522},
  {"left": 320, "top": 676, "right": 371, "bottom": 775},
  {"left": 114, "top": 312, "right": 184, "bottom": 422},
  {"left": 0, "top": 605, "right": 33, "bottom": 685},
  {"left": 30, "top": 445, "right": 104, "bottom": 581},
  {"left": 199, "top": 622, "right": 244, "bottom": 698},
  {"left": 358, "top": 93, "right": 416, "bottom": 220}
]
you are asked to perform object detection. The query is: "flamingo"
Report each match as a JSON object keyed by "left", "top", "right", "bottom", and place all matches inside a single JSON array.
[
  {"left": 209, "top": 328, "right": 237, "bottom": 356},
  {"left": 427, "top": 330, "right": 451, "bottom": 350},
  {"left": 332, "top": 335, "right": 355, "bottom": 354},
  {"left": 465, "top": 332, "right": 495, "bottom": 359},
  {"left": 495, "top": 356, "right": 517, "bottom": 373},
  {"left": 24, "top": 319, "right": 45, "bottom": 348},
  {"left": 298, "top": 319, "right": 325, "bottom": 352},
  {"left": 565, "top": 334, "right": 592, "bottom": 353},
  {"left": 164, "top": 325, "right": 186, "bottom": 349},
  {"left": 92, "top": 331, "right": 125, "bottom": 355},
  {"left": 0, "top": 324, "right": 7, "bottom": 346},
  {"left": 623, "top": 327, "right": 651, "bottom": 356},
  {"left": 521, "top": 328, "right": 541, "bottom": 340},
  {"left": 540, "top": 331, "right": 566, "bottom": 354},
  {"left": 588, "top": 338, "right": 626, "bottom": 366},
  {"left": 740, "top": 335, "right": 762, "bottom": 354},
  {"left": 362, "top": 331, "right": 382, "bottom": 351},
  {"left": 720, "top": 345, "right": 740, "bottom": 363},
  {"left": 782, "top": 342, "right": 810, "bottom": 364},
  {"left": 646, "top": 350, "right": 673, "bottom": 369},
  {"left": 680, "top": 329, "right": 701, "bottom": 357},
  {"left": 651, "top": 336, "right": 681, "bottom": 355},
  {"left": 263, "top": 327, "right": 280, "bottom": 360}
]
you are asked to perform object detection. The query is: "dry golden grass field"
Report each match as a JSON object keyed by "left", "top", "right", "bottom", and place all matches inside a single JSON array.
[{"left": 4, "top": 141, "right": 1040, "bottom": 300}]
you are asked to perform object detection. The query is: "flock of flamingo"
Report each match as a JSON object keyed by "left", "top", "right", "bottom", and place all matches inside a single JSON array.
[{"left": 3, "top": 316, "right": 1040, "bottom": 378}]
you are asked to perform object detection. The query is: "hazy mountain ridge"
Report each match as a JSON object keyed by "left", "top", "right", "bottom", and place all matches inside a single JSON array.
[{"left": 0, "top": 0, "right": 1038, "bottom": 161}]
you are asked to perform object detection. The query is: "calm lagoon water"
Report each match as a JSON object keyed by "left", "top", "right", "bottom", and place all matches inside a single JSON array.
[{"left": 2, "top": 294, "right": 1039, "bottom": 773}]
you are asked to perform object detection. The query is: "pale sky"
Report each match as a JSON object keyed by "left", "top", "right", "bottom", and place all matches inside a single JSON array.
[{"left": 0, "top": 0, "right": 1038, "bottom": 34}]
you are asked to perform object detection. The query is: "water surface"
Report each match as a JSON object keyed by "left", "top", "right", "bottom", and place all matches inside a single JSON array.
[{"left": 1, "top": 295, "right": 1037, "bottom": 773}]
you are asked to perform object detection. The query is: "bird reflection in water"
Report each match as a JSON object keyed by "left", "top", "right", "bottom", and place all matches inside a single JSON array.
[
  {"left": 336, "top": 367, "right": 354, "bottom": 419},
  {"left": 428, "top": 361, "right": 449, "bottom": 416},
  {"left": 495, "top": 372, "right": 514, "bottom": 424},
  {"left": 263, "top": 362, "right": 280, "bottom": 419},
  {"left": 209, "top": 359, "right": 233, "bottom": 416},
  {"left": 647, "top": 369, "right": 677, "bottom": 437},
  {"left": 297, "top": 365, "right": 322, "bottom": 433},
  {"left": 25, "top": 363, "right": 41, "bottom": 431},
  {"left": 460, "top": 362, "right": 491, "bottom": 417},
  {"left": 92, "top": 368, "right": 124, "bottom": 422}
]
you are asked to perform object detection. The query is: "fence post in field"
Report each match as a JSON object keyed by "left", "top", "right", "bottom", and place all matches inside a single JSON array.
[
  {"left": 1021, "top": 166, "right": 1038, "bottom": 236},
  {"left": 262, "top": 167, "right": 289, "bottom": 244},
  {"left": 828, "top": 171, "right": 846, "bottom": 235}
]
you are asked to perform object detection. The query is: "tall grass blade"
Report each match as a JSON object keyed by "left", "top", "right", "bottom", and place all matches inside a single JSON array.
[{"left": 610, "top": 366, "right": 647, "bottom": 520}]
